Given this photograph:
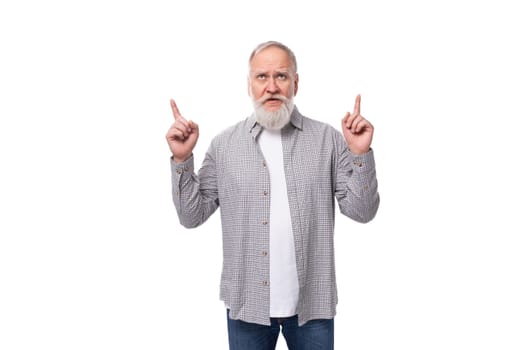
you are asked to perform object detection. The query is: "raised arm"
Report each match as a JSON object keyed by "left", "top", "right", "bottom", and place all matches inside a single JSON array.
[
  {"left": 167, "top": 99, "right": 219, "bottom": 228},
  {"left": 336, "top": 95, "right": 379, "bottom": 222}
]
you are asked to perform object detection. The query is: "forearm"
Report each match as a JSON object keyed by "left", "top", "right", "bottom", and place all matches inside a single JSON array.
[
  {"left": 336, "top": 149, "right": 380, "bottom": 223},
  {"left": 171, "top": 155, "right": 219, "bottom": 228}
]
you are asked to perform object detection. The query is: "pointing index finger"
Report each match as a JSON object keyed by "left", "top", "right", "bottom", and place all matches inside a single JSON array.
[
  {"left": 170, "top": 98, "right": 183, "bottom": 120},
  {"left": 353, "top": 94, "right": 361, "bottom": 115}
]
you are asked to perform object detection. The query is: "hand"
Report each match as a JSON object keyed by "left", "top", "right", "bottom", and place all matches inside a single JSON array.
[
  {"left": 166, "top": 99, "right": 199, "bottom": 163},
  {"left": 341, "top": 95, "right": 374, "bottom": 155}
]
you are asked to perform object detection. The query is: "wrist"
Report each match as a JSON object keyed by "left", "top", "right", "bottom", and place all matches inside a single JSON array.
[
  {"left": 348, "top": 147, "right": 370, "bottom": 155},
  {"left": 173, "top": 154, "right": 191, "bottom": 164}
]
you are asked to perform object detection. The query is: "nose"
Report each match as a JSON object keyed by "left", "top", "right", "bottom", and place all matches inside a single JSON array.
[{"left": 265, "top": 78, "right": 280, "bottom": 94}]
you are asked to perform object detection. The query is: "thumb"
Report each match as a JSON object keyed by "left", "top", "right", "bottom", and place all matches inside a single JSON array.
[{"left": 188, "top": 120, "right": 199, "bottom": 132}]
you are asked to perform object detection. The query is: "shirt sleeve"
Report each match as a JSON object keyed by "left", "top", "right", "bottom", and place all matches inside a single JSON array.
[
  {"left": 170, "top": 143, "right": 220, "bottom": 228},
  {"left": 334, "top": 133, "right": 380, "bottom": 223}
]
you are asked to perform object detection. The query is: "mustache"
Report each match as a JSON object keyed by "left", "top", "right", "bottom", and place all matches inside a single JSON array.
[{"left": 255, "top": 94, "right": 289, "bottom": 106}]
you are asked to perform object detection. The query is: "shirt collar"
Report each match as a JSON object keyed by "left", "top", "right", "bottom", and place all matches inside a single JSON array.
[{"left": 248, "top": 105, "right": 303, "bottom": 138}]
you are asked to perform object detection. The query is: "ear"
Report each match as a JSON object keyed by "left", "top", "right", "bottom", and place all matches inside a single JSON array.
[
  {"left": 293, "top": 73, "right": 299, "bottom": 96},
  {"left": 247, "top": 77, "right": 252, "bottom": 97}
]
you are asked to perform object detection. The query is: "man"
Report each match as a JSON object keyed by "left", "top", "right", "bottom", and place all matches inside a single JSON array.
[{"left": 166, "top": 41, "right": 379, "bottom": 350}]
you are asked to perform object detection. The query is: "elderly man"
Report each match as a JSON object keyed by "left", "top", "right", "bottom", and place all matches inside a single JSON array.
[{"left": 166, "top": 41, "right": 379, "bottom": 350}]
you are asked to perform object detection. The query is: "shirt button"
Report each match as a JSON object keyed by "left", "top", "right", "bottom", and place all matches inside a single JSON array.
[
  {"left": 263, "top": 190, "right": 268, "bottom": 196},
  {"left": 263, "top": 161, "right": 266, "bottom": 167},
  {"left": 262, "top": 220, "right": 268, "bottom": 225},
  {"left": 262, "top": 251, "right": 268, "bottom": 256},
  {"left": 263, "top": 281, "right": 269, "bottom": 286}
]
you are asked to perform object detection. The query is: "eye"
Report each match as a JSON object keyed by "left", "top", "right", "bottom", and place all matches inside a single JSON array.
[
  {"left": 277, "top": 73, "right": 288, "bottom": 80},
  {"left": 256, "top": 74, "right": 267, "bottom": 80}
]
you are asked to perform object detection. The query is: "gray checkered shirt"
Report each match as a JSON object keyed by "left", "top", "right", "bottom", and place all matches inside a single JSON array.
[{"left": 171, "top": 106, "right": 379, "bottom": 326}]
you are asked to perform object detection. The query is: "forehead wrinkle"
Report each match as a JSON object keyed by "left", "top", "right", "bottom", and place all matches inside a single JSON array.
[{"left": 250, "top": 67, "right": 293, "bottom": 75}]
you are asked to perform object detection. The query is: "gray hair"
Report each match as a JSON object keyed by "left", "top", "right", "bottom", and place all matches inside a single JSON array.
[{"left": 248, "top": 41, "right": 298, "bottom": 74}]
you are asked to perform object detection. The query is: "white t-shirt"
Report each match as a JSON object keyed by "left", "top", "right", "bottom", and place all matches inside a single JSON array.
[{"left": 258, "top": 128, "right": 300, "bottom": 317}]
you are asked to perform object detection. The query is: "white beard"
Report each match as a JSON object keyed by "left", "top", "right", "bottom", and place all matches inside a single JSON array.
[{"left": 253, "top": 95, "right": 294, "bottom": 130}]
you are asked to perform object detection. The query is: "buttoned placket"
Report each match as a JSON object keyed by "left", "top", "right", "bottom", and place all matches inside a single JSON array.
[
  {"left": 281, "top": 125, "right": 306, "bottom": 290},
  {"left": 251, "top": 126, "right": 271, "bottom": 292}
]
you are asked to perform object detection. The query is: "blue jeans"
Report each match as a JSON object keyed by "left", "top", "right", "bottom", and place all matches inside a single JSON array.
[{"left": 227, "top": 310, "right": 334, "bottom": 350}]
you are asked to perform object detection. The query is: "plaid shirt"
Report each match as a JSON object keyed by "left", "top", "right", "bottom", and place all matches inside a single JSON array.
[{"left": 171, "top": 107, "right": 379, "bottom": 326}]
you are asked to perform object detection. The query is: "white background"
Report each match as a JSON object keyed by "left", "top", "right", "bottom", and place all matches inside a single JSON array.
[{"left": 1, "top": 0, "right": 524, "bottom": 349}]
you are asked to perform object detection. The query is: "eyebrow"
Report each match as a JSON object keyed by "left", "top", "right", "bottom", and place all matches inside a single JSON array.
[{"left": 251, "top": 69, "right": 292, "bottom": 75}]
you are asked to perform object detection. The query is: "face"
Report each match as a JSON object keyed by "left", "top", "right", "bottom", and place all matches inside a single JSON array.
[{"left": 248, "top": 46, "right": 299, "bottom": 112}]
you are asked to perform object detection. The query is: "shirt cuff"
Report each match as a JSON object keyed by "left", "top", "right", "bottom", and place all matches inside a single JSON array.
[
  {"left": 348, "top": 148, "right": 375, "bottom": 172},
  {"left": 170, "top": 154, "right": 195, "bottom": 176}
]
